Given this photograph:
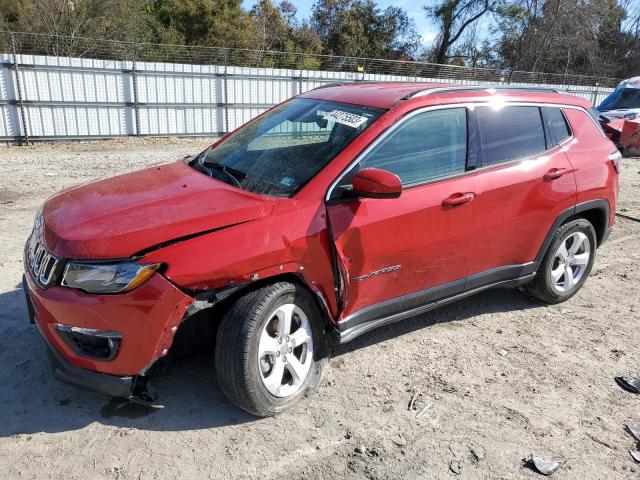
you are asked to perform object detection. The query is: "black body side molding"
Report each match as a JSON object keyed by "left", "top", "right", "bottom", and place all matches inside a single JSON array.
[{"left": 334, "top": 271, "right": 535, "bottom": 343}]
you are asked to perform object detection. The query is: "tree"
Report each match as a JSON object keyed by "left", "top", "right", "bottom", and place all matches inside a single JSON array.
[
  {"left": 492, "top": 0, "right": 639, "bottom": 78},
  {"left": 148, "top": 0, "right": 255, "bottom": 49},
  {"left": 1, "top": 0, "right": 160, "bottom": 56},
  {"left": 425, "top": 0, "right": 494, "bottom": 64},
  {"left": 311, "top": 0, "right": 421, "bottom": 59},
  {"left": 251, "top": 0, "right": 295, "bottom": 54}
]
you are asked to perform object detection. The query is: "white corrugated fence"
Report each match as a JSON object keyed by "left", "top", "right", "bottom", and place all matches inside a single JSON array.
[{"left": 0, "top": 53, "right": 615, "bottom": 142}]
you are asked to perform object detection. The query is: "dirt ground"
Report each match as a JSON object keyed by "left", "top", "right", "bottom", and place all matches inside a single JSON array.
[{"left": 0, "top": 138, "right": 639, "bottom": 480}]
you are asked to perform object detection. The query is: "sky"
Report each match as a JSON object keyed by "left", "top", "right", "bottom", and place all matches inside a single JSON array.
[{"left": 241, "top": 0, "right": 440, "bottom": 45}]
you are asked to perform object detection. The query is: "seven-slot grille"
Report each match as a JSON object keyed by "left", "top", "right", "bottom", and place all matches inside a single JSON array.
[{"left": 28, "top": 240, "right": 60, "bottom": 287}]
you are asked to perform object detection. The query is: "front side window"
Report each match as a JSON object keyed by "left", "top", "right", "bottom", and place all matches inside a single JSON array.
[
  {"left": 355, "top": 108, "right": 468, "bottom": 186},
  {"left": 192, "top": 99, "right": 384, "bottom": 196},
  {"left": 477, "top": 106, "right": 547, "bottom": 166}
]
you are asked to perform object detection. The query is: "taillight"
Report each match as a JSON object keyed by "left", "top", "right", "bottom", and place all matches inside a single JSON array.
[{"left": 609, "top": 150, "right": 621, "bottom": 173}]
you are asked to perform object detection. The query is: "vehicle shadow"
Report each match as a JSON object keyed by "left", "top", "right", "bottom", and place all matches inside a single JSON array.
[
  {"left": 0, "top": 282, "right": 542, "bottom": 437},
  {"left": 332, "top": 287, "right": 542, "bottom": 357},
  {"left": 0, "top": 284, "right": 256, "bottom": 437}
]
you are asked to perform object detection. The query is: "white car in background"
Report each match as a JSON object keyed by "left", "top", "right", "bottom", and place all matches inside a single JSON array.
[
  {"left": 597, "top": 76, "right": 640, "bottom": 119},
  {"left": 596, "top": 76, "right": 640, "bottom": 155}
]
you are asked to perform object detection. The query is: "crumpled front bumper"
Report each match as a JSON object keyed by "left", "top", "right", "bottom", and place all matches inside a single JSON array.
[{"left": 23, "top": 270, "right": 194, "bottom": 396}]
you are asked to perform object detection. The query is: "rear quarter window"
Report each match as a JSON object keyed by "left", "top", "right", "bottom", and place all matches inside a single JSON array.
[
  {"left": 477, "top": 106, "right": 547, "bottom": 166},
  {"left": 547, "top": 107, "right": 572, "bottom": 144}
]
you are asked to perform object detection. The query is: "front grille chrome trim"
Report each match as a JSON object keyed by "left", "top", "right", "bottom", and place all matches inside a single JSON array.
[{"left": 27, "top": 237, "right": 61, "bottom": 287}]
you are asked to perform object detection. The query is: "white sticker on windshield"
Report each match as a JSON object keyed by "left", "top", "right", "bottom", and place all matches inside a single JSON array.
[
  {"left": 323, "top": 110, "right": 368, "bottom": 128},
  {"left": 280, "top": 176, "right": 295, "bottom": 187}
]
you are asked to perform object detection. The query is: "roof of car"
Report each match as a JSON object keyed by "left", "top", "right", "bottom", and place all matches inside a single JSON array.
[
  {"left": 617, "top": 76, "right": 640, "bottom": 89},
  {"left": 300, "top": 81, "right": 591, "bottom": 110}
]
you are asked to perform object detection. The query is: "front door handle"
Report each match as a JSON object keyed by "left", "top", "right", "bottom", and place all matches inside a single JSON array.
[
  {"left": 442, "top": 192, "right": 476, "bottom": 207},
  {"left": 543, "top": 168, "right": 568, "bottom": 181}
]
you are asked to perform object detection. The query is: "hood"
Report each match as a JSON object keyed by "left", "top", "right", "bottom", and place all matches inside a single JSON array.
[
  {"left": 597, "top": 108, "right": 640, "bottom": 119},
  {"left": 41, "top": 160, "right": 276, "bottom": 259}
]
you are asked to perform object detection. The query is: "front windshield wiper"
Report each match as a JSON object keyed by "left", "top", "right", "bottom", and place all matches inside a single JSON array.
[{"left": 202, "top": 161, "right": 244, "bottom": 189}]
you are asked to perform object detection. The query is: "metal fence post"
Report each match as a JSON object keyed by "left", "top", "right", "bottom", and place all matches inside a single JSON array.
[
  {"left": 223, "top": 50, "right": 229, "bottom": 134},
  {"left": 591, "top": 84, "right": 599, "bottom": 106},
  {"left": 131, "top": 59, "right": 141, "bottom": 136},
  {"left": 10, "top": 32, "right": 29, "bottom": 144}
]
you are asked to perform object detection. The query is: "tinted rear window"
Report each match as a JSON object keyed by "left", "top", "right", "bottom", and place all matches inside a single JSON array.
[
  {"left": 547, "top": 107, "right": 571, "bottom": 143},
  {"left": 477, "top": 106, "right": 547, "bottom": 166}
]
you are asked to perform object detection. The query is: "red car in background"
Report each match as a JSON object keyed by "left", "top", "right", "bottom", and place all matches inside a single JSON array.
[{"left": 23, "top": 83, "right": 619, "bottom": 416}]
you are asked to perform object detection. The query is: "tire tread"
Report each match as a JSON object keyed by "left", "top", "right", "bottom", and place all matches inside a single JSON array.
[{"left": 214, "top": 282, "right": 324, "bottom": 416}]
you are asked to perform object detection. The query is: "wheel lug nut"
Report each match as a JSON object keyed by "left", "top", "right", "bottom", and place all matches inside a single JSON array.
[
  {"left": 282, "top": 356, "right": 287, "bottom": 363},
  {"left": 278, "top": 338, "right": 282, "bottom": 344},
  {"left": 276, "top": 352, "right": 280, "bottom": 357},
  {"left": 288, "top": 347, "right": 292, "bottom": 353},
  {"left": 285, "top": 335, "right": 290, "bottom": 342}
]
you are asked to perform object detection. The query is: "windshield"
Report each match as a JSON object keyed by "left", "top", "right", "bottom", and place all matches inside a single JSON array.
[
  {"left": 598, "top": 88, "right": 640, "bottom": 111},
  {"left": 191, "top": 98, "right": 384, "bottom": 196}
]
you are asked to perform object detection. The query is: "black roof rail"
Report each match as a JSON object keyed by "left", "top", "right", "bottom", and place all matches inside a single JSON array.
[
  {"left": 311, "top": 80, "right": 432, "bottom": 91},
  {"left": 311, "top": 81, "right": 357, "bottom": 90}
]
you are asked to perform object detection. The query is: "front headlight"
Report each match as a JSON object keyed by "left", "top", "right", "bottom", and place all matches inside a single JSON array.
[
  {"left": 623, "top": 112, "right": 639, "bottom": 120},
  {"left": 61, "top": 261, "right": 161, "bottom": 294}
]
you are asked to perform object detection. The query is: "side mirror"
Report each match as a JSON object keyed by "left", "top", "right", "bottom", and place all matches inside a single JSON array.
[{"left": 350, "top": 168, "right": 402, "bottom": 199}]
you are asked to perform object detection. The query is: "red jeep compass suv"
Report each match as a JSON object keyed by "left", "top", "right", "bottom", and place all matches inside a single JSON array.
[{"left": 23, "top": 83, "right": 620, "bottom": 416}]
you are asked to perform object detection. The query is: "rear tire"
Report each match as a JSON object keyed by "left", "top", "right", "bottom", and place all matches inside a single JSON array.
[
  {"left": 214, "top": 282, "right": 326, "bottom": 417},
  {"left": 525, "top": 218, "right": 597, "bottom": 304}
]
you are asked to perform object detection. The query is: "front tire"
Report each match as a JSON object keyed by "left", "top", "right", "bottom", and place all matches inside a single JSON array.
[
  {"left": 526, "top": 218, "right": 597, "bottom": 304},
  {"left": 214, "top": 282, "right": 326, "bottom": 416}
]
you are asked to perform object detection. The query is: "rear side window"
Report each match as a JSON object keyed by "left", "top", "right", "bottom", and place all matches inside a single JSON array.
[
  {"left": 477, "top": 106, "right": 546, "bottom": 166},
  {"left": 358, "top": 108, "right": 467, "bottom": 186},
  {"left": 547, "top": 107, "right": 571, "bottom": 143}
]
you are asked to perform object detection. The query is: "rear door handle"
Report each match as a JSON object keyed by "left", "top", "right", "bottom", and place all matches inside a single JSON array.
[
  {"left": 442, "top": 192, "right": 476, "bottom": 207},
  {"left": 543, "top": 168, "right": 568, "bottom": 181}
]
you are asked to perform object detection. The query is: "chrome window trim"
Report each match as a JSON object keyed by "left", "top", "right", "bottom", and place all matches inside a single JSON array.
[{"left": 325, "top": 101, "right": 601, "bottom": 202}]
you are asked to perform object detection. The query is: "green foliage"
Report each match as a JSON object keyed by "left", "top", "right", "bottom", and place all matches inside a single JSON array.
[
  {"left": 311, "top": 0, "right": 420, "bottom": 59},
  {"left": 0, "top": 0, "right": 637, "bottom": 79}
]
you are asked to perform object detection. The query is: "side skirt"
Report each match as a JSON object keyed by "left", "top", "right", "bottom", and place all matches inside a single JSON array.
[{"left": 333, "top": 270, "right": 535, "bottom": 344}]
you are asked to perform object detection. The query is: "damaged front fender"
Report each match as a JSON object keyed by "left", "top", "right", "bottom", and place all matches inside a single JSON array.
[{"left": 140, "top": 198, "right": 340, "bottom": 326}]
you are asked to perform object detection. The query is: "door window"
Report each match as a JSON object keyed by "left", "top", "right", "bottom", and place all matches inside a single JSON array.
[
  {"left": 356, "top": 108, "right": 468, "bottom": 186},
  {"left": 477, "top": 106, "right": 547, "bottom": 166}
]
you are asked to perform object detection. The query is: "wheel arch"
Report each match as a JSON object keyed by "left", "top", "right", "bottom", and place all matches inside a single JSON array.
[
  {"left": 574, "top": 203, "right": 608, "bottom": 246},
  {"left": 534, "top": 199, "right": 609, "bottom": 269},
  {"left": 215, "top": 272, "right": 333, "bottom": 327},
  {"left": 172, "top": 272, "right": 334, "bottom": 358}
]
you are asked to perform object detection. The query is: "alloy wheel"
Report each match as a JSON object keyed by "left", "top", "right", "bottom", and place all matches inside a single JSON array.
[
  {"left": 257, "top": 303, "right": 314, "bottom": 398},
  {"left": 550, "top": 231, "right": 591, "bottom": 293}
]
